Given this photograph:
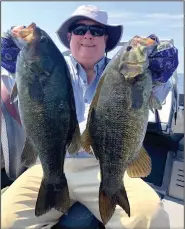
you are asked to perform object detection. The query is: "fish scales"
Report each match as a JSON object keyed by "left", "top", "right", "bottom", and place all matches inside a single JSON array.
[
  {"left": 81, "top": 36, "right": 161, "bottom": 225},
  {"left": 10, "top": 23, "right": 81, "bottom": 217}
]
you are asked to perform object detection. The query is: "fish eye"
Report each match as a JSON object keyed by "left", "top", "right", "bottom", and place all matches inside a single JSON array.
[
  {"left": 44, "top": 71, "right": 50, "bottom": 76},
  {"left": 130, "top": 74, "right": 143, "bottom": 85},
  {"left": 126, "top": 46, "right": 132, "bottom": 51},
  {"left": 40, "top": 36, "right": 48, "bottom": 43},
  {"left": 134, "top": 74, "right": 142, "bottom": 81}
]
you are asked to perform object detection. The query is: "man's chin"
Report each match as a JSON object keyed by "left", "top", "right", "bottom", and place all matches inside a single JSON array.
[{"left": 80, "top": 53, "right": 96, "bottom": 60}]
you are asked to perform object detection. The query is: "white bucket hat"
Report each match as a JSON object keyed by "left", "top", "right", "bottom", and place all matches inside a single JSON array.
[{"left": 56, "top": 5, "right": 123, "bottom": 52}]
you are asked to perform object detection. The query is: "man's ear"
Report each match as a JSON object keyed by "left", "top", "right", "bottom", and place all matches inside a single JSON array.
[
  {"left": 104, "top": 35, "right": 109, "bottom": 54},
  {"left": 67, "top": 32, "right": 72, "bottom": 41}
]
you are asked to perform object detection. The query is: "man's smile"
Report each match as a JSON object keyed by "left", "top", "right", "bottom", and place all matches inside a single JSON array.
[{"left": 81, "top": 44, "right": 95, "bottom": 47}]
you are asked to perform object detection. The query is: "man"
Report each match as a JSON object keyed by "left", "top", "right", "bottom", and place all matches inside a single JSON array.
[{"left": 1, "top": 5, "right": 172, "bottom": 229}]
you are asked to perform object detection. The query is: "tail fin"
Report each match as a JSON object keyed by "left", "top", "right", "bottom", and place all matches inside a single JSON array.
[
  {"left": 35, "top": 175, "right": 70, "bottom": 217},
  {"left": 67, "top": 124, "right": 81, "bottom": 155},
  {"left": 99, "top": 183, "right": 130, "bottom": 225}
]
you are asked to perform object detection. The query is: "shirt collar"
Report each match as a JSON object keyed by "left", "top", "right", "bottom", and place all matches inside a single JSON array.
[{"left": 69, "top": 54, "right": 108, "bottom": 74}]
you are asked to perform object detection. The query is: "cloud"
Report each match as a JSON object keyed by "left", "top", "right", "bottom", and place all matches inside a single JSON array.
[
  {"left": 168, "top": 23, "right": 184, "bottom": 29},
  {"left": 123, "top": 20, "right": 151, "bottom": 26},
  {"left": 109, "top": 11, "right": 183, "bottom": 20},
  {"left": 109, "top": 12, "right": 139, "bottom": 20},
  {"left": 144, "top": 13, "right": 183, "bottom": 20},
  {"left": 108, "top": 11, "right": 183, "bottom": 29}
]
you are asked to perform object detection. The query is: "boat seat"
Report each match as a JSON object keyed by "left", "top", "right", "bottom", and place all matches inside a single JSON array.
[
  {"left": 168, "top": 159, "right": 184, "bottom": 201},
  {"left": 162, "top": 196, "right": 184, "bottom": 229}
]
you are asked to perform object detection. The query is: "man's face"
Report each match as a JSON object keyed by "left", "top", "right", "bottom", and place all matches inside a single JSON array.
[{"left": 68, "top": 19, "right": 108, "bottom": 66}]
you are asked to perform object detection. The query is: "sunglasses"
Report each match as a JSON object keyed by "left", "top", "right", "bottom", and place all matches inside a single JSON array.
[{"left": 69, "top": 24, "right": 106, "bottom": 37}]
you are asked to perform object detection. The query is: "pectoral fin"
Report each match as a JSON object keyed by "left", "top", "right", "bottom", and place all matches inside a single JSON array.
[
  {"left": 81, "top": 127, "right": 93, "bottom": 154},
  {"left": 88, "top": 74, "right": 105, "bottom": 118},
  {"left": 28, "top": 76, "right": 44, "bottom": 103},
  {"left": 149, "top": 93, "right": 162, "bottom": 113},
  {"left": 131, "top": 84, "right": 143, "bottom": 109},
  {"left": 21, "top": 138, "right": 38, "bottom": 167},
  {"left": 81, "top": 75, "right": 105, "bottom": 154},
  {"left": 67, "top": 124, "right": 81, "bottom": 155},
  {"left": 10, "top": 83, "right": 18, "bottom": 103},
  {"left": 127, "top": 146, "right": 152, "bottom": 178}
]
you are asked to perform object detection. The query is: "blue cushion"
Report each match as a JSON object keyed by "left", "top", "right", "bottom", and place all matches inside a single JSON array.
[{"left": 58, "top": 202, "right": 100, "bottom": 229}]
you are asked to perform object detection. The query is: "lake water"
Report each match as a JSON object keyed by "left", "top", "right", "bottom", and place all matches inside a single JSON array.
[{"left": 177, "top": 73, "right": 184, "bottom": 95}]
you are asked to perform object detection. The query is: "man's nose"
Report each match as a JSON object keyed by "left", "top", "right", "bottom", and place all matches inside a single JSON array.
[{"left": 84, "top": 30, "right": 93, "bottom": 39}]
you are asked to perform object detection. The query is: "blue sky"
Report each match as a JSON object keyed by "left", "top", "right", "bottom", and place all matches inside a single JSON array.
[{"left": 2, "top": 1, "right": 184, "bottom": 73}]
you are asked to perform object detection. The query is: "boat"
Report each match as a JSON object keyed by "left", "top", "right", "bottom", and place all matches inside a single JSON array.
[{"left": 1, "top": 40, "right": 184, "bottom": 229}]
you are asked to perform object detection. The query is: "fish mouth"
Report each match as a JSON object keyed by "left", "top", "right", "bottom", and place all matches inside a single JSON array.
[
  {"left": 13, "top": 22, "right": 36, "bottom": 43},
  {"left": 131, "top": 36, "right": 155, "bottom": 47}
]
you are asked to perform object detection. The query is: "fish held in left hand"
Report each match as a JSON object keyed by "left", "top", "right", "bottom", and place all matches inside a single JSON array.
[{"left": 81, "top": 36, "right": 162, "bottom": 225}]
